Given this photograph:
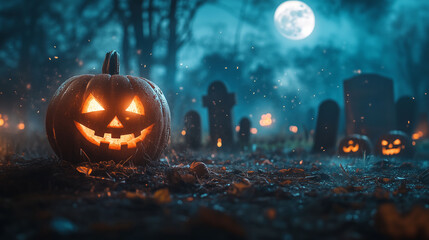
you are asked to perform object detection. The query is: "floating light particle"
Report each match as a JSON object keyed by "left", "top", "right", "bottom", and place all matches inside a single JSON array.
[
  {"left": 18, "top": 122, "right": 25, "bottom": 130},
  {"left": 289, "top": 125, "right": 298, "bottom": 133},
  {"left": 259, "top": 113, "right": 273, "bottom": 127},
  {"left": 217, "top": 138, "right": 222, "bottom": 148},
  {"left": 250, "top": 128, "right": 258, "bottom": 134}
]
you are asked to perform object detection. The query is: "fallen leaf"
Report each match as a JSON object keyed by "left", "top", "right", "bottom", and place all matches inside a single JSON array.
[
  {"left": 76, "top": 166, "right": 92, "bottom": 176},
  {"left": 153, "top": 188, "right": 171, "bottom": 204}
]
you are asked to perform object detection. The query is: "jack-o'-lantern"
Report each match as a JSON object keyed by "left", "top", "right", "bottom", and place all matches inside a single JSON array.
[
  {"left": 46, "top": 51, "right": 170, "bottom": 164},
  {"left": 338, "top": 134, "right": 372, "bottom": 158},
  {"left": 375, "top": 130, "right": 414, "bottom": 158}
]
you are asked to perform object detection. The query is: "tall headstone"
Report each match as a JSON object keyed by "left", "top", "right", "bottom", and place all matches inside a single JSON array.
[
  {"left": 395, "top": 96, "right": 417, "bottom": 136},
  {"left": 344, "top": 74, "right": 395, "bottom": 142},
  {"left": 184, "top": 110, "right": 201, "bottom": 149},
  {"left": 203, "top": 81, "right": 235, "bottom": 149},
  {"left": 238, "top": 117, "right": 251, "bottom": 147},
  {"left": 312, "top": 99, "right": 340, "bottom": 153}
]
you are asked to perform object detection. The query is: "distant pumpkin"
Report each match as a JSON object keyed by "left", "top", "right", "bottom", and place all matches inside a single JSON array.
[
  {"left": 338, "top": 134, "right": 372, "bottom": 158},
  {"left": 376, "top": 130, "right": 414, "bottom": 158},
  {"left": 46, "top": 51, "right": 170, "bottom": 164}
]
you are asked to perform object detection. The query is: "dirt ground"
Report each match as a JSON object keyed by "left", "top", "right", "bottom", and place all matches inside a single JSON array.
[{"left": 1, "top": 148, "right": 429, "bottom": 240}]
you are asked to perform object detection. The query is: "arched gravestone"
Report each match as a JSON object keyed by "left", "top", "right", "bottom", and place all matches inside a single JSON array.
[
  {"left": 203, "top": 81, "right": 236, "bottom": 149},
  {"left": 238, "top": 117, "right": 251, "bottom": 146},
  {"left": 343, "top": 74, "right": 395, "bottom": 143},
  {"left": 396, "top": 96, "right": 417, "bottom": 136},
  {"left": 184, "top": 110, "right": 201, "bottom": 149},
  {"left": 312, "top": 99, "right": 340, "bottom": 153}
]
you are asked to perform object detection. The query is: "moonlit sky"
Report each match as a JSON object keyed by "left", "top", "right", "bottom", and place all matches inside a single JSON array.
[
  {"left": 173, "top": 0, "right": 429, "bottom": 134},
  {"left": 1, "top": 0, "right": 428, "bottom": 135}
]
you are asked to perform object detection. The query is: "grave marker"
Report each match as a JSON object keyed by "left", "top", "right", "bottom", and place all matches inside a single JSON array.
[
  {"left": 184, "top": 110, "right": 201, "bottom": 149},
  {"left": 312, "top": 99, "right": 340, "bottom": 153},
  {"left": 343, "top": 74, "right": 395, "bottom": 142},
  {"left": 203, "top": 81, "right": 235, "bottom": 149}
]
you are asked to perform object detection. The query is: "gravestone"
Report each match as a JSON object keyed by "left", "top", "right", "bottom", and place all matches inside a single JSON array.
[
  {"left": 343, "top": 74, "right": 395, "bottom": 143},
  {"left": 312, "top": 99, "right": 340, "bottom": 153},
  {"left": 238, "top": 117, "right": 251, "bottom": 147},
  {"left": 184, "top": 110, "right": 201, "bottom": 149},
  {"left": 396, "top": 96, "right": 417, "bottom": 136},
  {"left": 203, "top": 81, "right": 236, "bottom": 149}
]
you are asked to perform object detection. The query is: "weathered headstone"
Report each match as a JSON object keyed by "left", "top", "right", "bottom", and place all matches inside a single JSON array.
[
  {"left": 312, "top": 99, "right": 340, "bottom": 153},
  {"left": 396, "top": 96, "right": 417, "bottom": 136},
  {"left": 343, "top": 74, "right": 395, "bottom": 143},
  {"left": 184, "top": 110, "right": 201, "bottom": 149},
  {"left": 203, "top": 81, "right": 236, "bottom": 149},
  {"left": 238, "top": 117, "right": 251, "bottom": 147}
]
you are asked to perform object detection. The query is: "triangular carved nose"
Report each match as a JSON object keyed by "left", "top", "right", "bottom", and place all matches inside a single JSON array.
[{"left": 108, "top": 116, "right": 123, "bottom": 128}]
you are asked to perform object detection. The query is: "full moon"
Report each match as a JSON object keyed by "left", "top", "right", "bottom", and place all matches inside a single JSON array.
[{"left": 274, "top": 1, "right": 315, "bottom": 40}]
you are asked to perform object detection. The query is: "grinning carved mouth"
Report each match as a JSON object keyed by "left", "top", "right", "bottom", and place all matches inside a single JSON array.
[
  {"left": 74, "top": 121, "right": 153, "bottom": 150},
  {"left": 382, "top": 147, "right": 402, "bottom": 156},
  {"left": 342, "top": 144, "right": 359, "bottom": 153}
]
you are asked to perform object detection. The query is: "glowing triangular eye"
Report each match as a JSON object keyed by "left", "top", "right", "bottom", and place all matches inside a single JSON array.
[
  {"left": 393, "top": 139, "right": 401, "bottom": 145},
  {"left": 381, "top": 140, "right": 388, "bottom": 146},
  {"left": 126, "top": 96, "right": 144, "bottom": 115},
  {"left": 82, "top": 94, "right": 105, "bottom": 113}
]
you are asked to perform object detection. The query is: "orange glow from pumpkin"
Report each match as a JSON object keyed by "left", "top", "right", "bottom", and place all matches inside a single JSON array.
[
  {"left": 82, "top": 94, "right": 105, "bottom": 113},
  {"left": 382, "top": 146, "right": 402, "bottom": 156},
  {"left": 250, "top": 128, "right": 258, "bottom": 134},
  {"left": 289, "top": 125, "right": 298, "bottom": 133},
  {"left": 107, "top": 116, "right": 124, "bottom": 128},
  {"left": 74, "top": 121, "right": 153, "bottom": 150},
  {"left": 412, "top": 131, "right": 423, "bottom": 140},
  {"left": 181, "top": 130, "right": 186, "bottom": 136},
  {"left": 217, "top": 138, "right": 222, "bottom": 148},
  {"left": 381, "top": 139, "right": 404, "bottom": 156},
  {"left": 0, "top": 118, "right": 4, "bottom": 127},
  {"left": 259, "top": 113, "right": 272, "bottom": 127},
  {"left": 342, "top": 140, "right": 360, "bottom": 153},
  {"left": 235, "top": 125, "right": 240, "bottom": 132},
  {"left": 17, "top": 122, "right": 25, "bottom": 130},
  {"left": 126, "top": 96, "right": 145, "bottom": 115}
]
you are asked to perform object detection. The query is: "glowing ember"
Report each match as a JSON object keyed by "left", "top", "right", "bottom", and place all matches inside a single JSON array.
[
  {"left": 289, "top": 125, "right": 298, "bottom": 133},
  {"left": 412, "top": 131, "right": 424, "bottom": 140},
  {"left": 259, "top": 113, "right": 272, "bottom": 127},
  {"left": 250, "top": 128, "right": 258, "bottom": 134},
  {"left": 235, "top": 125, "right": 240, "bottom": 132},
  {"left": 181, "top": 130, "right": 186, "bottom": 136},
  {"left": 17, "top": 122, "right": 25, "bottom": 130},
  {"left": 217, "top": 138, "right": 222, "bottom": 148}
]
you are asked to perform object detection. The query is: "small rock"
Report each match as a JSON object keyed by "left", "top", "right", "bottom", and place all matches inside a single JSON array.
[{"left": 190, "top": 161, "right": 209, "bottom": 178}]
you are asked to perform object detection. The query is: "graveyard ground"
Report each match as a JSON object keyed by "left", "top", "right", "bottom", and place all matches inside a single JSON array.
[{"left": 1, "top": 146, "right": 429, "bottom": 240}]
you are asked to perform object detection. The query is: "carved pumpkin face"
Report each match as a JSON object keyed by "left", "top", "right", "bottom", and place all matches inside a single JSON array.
[
  {"left": 338, "top": 134, "right": 372, "bottom": 158},
  {"left": 46, "top": 51, "right": 170, "bottom": 164},
  {"left": 376, "top": 130, "right": 414, "bottom": 158},
  {"left": 75, "top": 94, "right": 154, "bottom": 151}
]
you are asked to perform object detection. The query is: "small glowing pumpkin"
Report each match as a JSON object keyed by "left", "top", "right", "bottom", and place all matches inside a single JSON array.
[
  {"left": 338, "top": 134, "right": 372, "bottom": 158},
  {"left": 46, "top": 51, "right": 170, "bottom": 164},
  {"left": 375, "top": 130, "right": 414, "bottom": 158}
]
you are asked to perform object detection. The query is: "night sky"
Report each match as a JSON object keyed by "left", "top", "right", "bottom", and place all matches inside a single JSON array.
[{"left": 0, "top": 0, "right": 428, "bottom": 138}]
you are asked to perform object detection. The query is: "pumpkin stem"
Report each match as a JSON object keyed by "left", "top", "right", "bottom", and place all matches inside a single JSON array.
[{"left": 102, "top": 50, "right": 120, "bottom": 75}]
